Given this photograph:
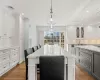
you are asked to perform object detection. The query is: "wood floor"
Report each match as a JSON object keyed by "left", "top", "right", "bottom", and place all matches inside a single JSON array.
[
  {"left": 75, "top": 65, "right": 95, "bottom": 80},
  {"left": 0, "top": 63, "right": 95, "bottom": 80}
]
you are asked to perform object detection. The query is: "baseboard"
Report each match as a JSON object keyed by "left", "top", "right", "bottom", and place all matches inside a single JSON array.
[{"left": 19, "top": 60, "right": 25, "bottom": 64}]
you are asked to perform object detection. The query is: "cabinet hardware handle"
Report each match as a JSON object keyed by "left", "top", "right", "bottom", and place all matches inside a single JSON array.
[
  {"left": 3, "top": 58, "right": 6, "bottom": 60},
  {"left": 4, "top": 67, "right": 6, "bottom": 68}
]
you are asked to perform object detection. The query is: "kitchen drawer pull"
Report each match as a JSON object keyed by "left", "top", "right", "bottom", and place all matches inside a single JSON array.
[
  {"left": 3, "top": 58, "right": 6, "bottom": 60},
  {"left": 4, "top": 67, "right": 6, "bottom": 68}
]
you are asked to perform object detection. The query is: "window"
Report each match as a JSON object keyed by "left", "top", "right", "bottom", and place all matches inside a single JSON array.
[{"left": 44, "top": 31, "right": 64, "bottom": 48}]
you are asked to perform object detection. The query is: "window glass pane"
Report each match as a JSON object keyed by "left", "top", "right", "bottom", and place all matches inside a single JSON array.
[{"left": 44, "top": 31, "right": 64, "bottom": 48}]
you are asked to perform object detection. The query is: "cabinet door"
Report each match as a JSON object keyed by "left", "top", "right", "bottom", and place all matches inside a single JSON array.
[
  {"left": 84, "top": 27, "right": 98, "bottom": 39},
  {"left": 79, "top": 49, "right": 92, "bottom": 71},
  {"left": 71, "top": 47, "right": 76, "bottom": 56},
  {"left": 2, "top": 8, "right": 15, "bottom": 47},
  {"left": 67, "top": 27, "right": 76, "bottom": 44},
  {"left": 81, "top": 27, "right": 84, "bottom": 38},
  {"left": 93, "top": 53, "right": 100, "bottom": 79},
  {"left": 76, "top": 27, "right": 80, "bottom": 38},
  {"left": 75, "top": 48, "right": 80, "bottom": 63}
]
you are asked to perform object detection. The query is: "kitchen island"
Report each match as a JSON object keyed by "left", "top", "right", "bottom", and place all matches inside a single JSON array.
[
  {"left": 74, "top": 45, "right": 100, "bottom": 80},
  {"left": 27, "top": 44, "right": 75, "bottom": 80}
]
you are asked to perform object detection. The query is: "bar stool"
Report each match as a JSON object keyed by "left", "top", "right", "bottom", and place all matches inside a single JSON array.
[
  {"left": 24, "top": 48, "right": 33, "bottom": 80},
  {"left": 40, "top": 56, "right": 64, "bottom": 80}
]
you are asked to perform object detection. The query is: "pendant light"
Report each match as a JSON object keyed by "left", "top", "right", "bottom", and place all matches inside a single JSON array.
[{"left": 48, "top": 0, "right": 55, "bottom": 32}]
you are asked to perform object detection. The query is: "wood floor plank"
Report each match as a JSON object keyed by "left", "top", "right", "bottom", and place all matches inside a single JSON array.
[
  {"left": 0, "top": 63, "right": 96, "bottom": 80},
  {"left": 75, "top": 65, "right": 95, "bottom": 80}
]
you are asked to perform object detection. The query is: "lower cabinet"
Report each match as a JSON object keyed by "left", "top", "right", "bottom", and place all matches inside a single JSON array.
[
  {"left": 75, "top": 48, "right": 100, "bottom": 80},
  {"left": 0, "top": 47, "right": 19, "bottom": 77},
  {"left": 75, "top": 48, "right": 80, "bottom": 63},
  {"left": 79, "top": 50, "right": 92, "bottom": 72},
  {"left": 93, "top": 52, "right": 100, "bottom": 80},
  {"left": 0, "top": 61, "right": 10, "bottom": 75}
]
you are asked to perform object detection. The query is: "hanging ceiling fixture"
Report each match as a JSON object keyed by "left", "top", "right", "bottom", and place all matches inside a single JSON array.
[{"left": 48, "top": 0, "right": 55, "bottom": 31}]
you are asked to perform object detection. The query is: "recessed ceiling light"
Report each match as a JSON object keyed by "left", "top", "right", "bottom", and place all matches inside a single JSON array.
[
  {"left": 22, "top": 13, "right": 24, "bottom": 15},
  {"left": 86, "top": 10, "right": 89, "bottom": 13}
]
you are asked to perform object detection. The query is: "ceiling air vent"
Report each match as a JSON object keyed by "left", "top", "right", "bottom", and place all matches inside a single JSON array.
[{"left": 7, "top": 6, "right": 14, "bottom": 10}]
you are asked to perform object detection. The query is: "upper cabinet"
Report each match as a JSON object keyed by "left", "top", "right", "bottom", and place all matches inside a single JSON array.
[
  {"left": 0, "top": 7, "right": 20, "bottom": 48},
  {"left": 67, "top": 27, "right": 77, "bottom": 44},
  {"left": 67, "top": 26, "right": 100, "bottom": 44},
  {"left": 84, "top": 26, "right": 99, "bottom": 39},
  {"left": 67, "top": 26, "right": 84, "bottom": 44}
]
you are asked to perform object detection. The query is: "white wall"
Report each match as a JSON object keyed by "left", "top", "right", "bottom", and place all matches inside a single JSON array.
[
  {"left": 24, "top": 19, "right": 30, "bottom": 49},
  {"left": 1, "top": 0, "right": 87, "bottom": 46},
  {"left": 38, "top": 31, "right": 44, "bottom": 46}
]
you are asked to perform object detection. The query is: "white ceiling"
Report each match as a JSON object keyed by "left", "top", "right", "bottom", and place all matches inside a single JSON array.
[
  {"left": 70, "top": 0, "right": 100, "bottom": 26},
  {"left": 0, "top": 0, "right": 100, "bottom": 27}
]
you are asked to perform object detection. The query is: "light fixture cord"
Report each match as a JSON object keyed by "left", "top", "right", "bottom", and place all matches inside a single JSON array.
[{"left": 50, "top": 0, "right": 53, "bottom": 19}]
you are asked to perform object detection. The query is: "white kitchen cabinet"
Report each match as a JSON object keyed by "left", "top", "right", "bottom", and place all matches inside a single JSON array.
[
  {"left": 0, "top": 7, "right": 26, "bottom": 76},
  {"left": 67, "top": 26, "right": 100, "bottom": 44},
  {"left": 0, "top": 47, "right": 19, "bottom": 77},
  {"left": 67, "top": 27, "right": 77, "bottom": 44},
  {"left": 0, "top": 8, "right": 16, "bottom": 48},
  {"left": 84, "top": 26, "right": 99, "bottom": 39}
]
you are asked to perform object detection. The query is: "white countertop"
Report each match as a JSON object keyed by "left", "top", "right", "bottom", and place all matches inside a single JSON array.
[
  {"left": 0, "top": 46, "right": 19, "bottom": 50},
  {"left": 27, "top": 44, "right": 74, "bottom": 59},
  {"left": 75, "top": 45, "right": 100, "bottom": 52}
]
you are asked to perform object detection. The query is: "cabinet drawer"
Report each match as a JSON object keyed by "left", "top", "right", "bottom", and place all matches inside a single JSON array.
[
  {"left": 3, "top": 63, "right": 10, "bottom": 71},
  {"left": 3, "top": 50, "right": 11, "bottom": 54},
  {"left": 11, "top": 52, "right": 18, "bottom": 58},
  {"left": 10, "top": 49, "right": 18, "bottom": 58},
  {"left": 0, "top": 62, "right": 10, "bottom": 75},
  {"left": 0, "top": 64, "right": 4, "bottom": 75},
  {"left": 11, "top": 49, "right": 18, "bottom": 53},
  {"left": 0, "top": 54, "right": 10, "bottom": 63},
  {"left": 10, "top": 57, "right": 18, "bottom": 66},
  {"left": 0, "top": 51, "right": 4, "bottom": 56},
  {"left": 0, "top": 49, "right": 10, "bottom": 55}
]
